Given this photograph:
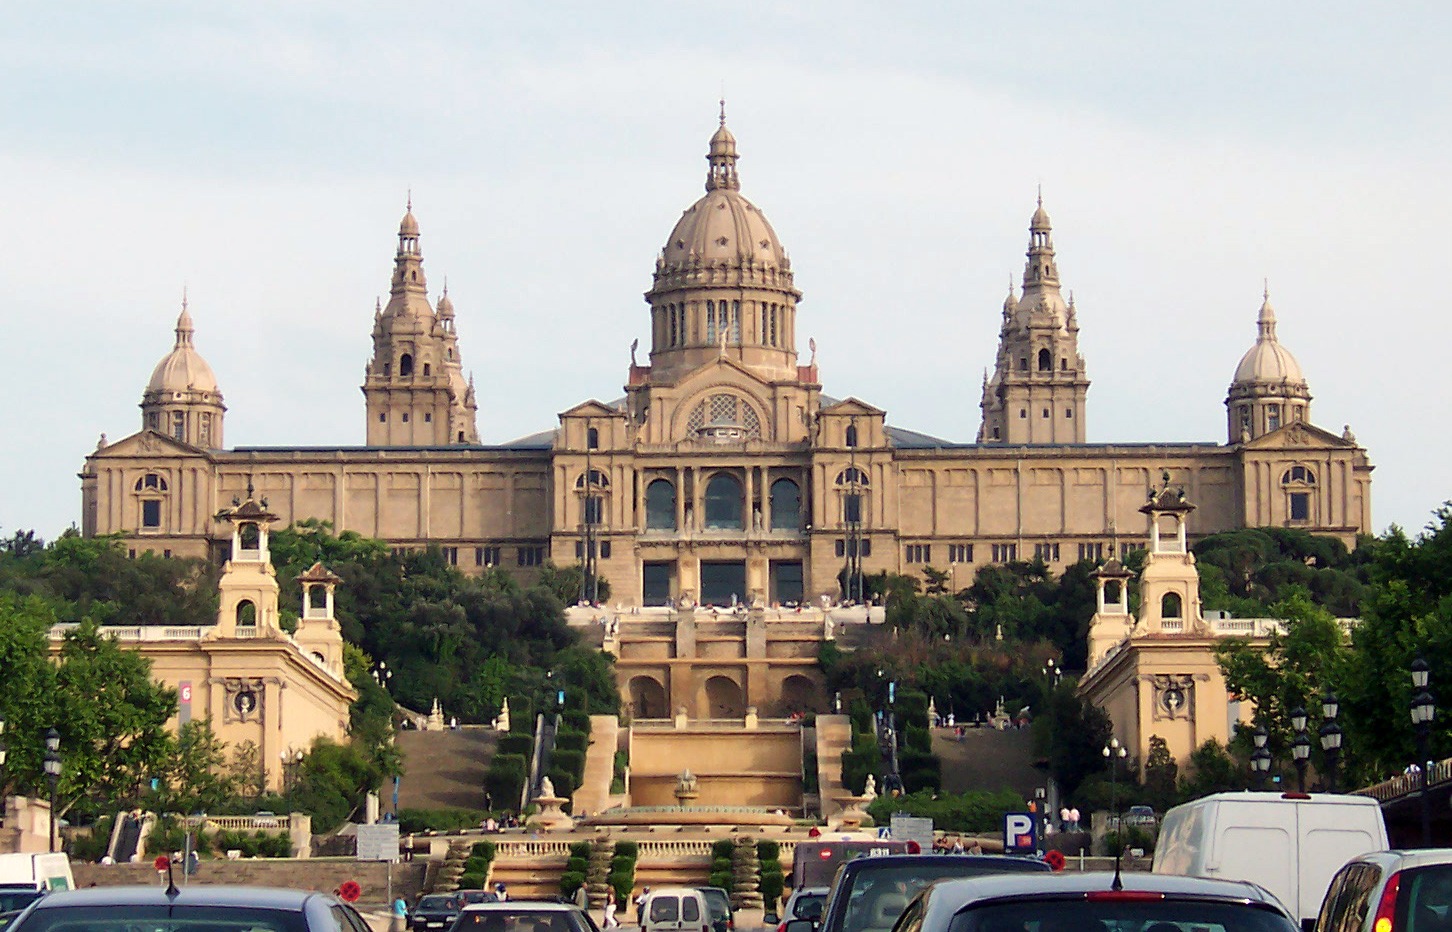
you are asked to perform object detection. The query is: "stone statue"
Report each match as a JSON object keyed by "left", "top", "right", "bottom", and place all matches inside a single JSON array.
[
  {"left": 676, "top": 769, "right": 698, "bottom": 794},
  {"left": 863, "top": 775, "right": 877, "bottom": 801},
  {"left": 540, "top": 775, "right": 556, "bottom": 799},
  {"left": 823, "top": 615, "right": 835, "bottom": 640},
  {"left": 630, "top": 338, "right": 639, "bottom": 367}
]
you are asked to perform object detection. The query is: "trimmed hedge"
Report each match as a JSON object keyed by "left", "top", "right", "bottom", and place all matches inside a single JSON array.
[
  {"left": 904, "top": 725, "right": 932, "bottom": 754},
  {"left": 497, "top": 734, "right": 533, "bottom": 757},
  {"left": 756, "top": 840, "right": 780, "bottom": 861},
  {"left": 841, "top": 749, "right": 875, "bottom": 796},
  {"left": 711, "top": 840, "right": 735, "bottom": 860},
  {"left": 611, "top": 855, "right": 634, "bottom": 874},
  {"left": 614, "top": 840, "right": 638, "bottom": 858},
  {"left": 509, "top": 700, "right": 535, "bottom": 734},
  {"left": 552, "top": 749, "right": 587, "bottom": 782},
  {"left": 471, "top": 840, "right": 497, "bottom": 860},
  {"left": 555, "top": 730, "right": 589, "bottom": 754},
  {"left": 485, "top": 754, "right": 528, "bottom": 810},
  {"left": 569, "top": 841, "right": 592, "bottom": 860},
  {"left": 560, "top": 872, "right": 586, "bottom": 896},
  {"left": 545, "top": 767, "right": 577, "bottom": 801},
  {"left": 460, "top": 872, "right": 487, "bottom": 889},
  {"left": 567, "top": 856, "right": 589, "bottom": 876},
  {"left": 398, "top": 807, "right": 488, "bottom": 834},
  {"left": 562, "top": 709, "right": 591, "bottom": 733}
]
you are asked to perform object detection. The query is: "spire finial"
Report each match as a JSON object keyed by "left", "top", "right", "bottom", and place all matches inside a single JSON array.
[
  {"left": 182, "top": 284, "right": 188, "bottom": 313},
  {"left": 1263, "top": 277, "right": 1269, "bottom": 301},
  {"left": 1037, "top": 183, "right": 1042, "bottom": 207},
  {"left": 719, "top": 96, "right": 726, "bottom": 127},
  {"left": 407, "top": 189, "right": 412, "bottom": 212},
  {"left": 442, "top": 276, "right": 449, "bottom": 297}
]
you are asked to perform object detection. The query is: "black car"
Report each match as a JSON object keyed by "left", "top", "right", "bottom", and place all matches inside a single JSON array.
[
  {"left": 696, "top": 886, "right": 734, "bottom": 932},
  {"left": 414, "top": 893, "right": 466, "bottom": 932},
  {"left": 450, "top": 901, "right": 600, "bottom": 932},
  {"left": 5, "top": 884, "right": 372, "bottom": 932},
  {"left": 794, "top": 854, "right": 1051, "bottom": 932},
  {"left": 889, "top": 871, "right": 1297, "bottom": 932}
]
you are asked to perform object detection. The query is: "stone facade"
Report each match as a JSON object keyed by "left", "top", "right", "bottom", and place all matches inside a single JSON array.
[{"left": 80, "top": 117, "right": 1374, "bottom": 608}]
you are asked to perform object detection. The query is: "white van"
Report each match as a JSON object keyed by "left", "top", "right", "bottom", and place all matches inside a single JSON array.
[
  {"left": 0, "top": 852, "right": 74, "bottom": 892},
  {"left": 1152, "top": 792, "right": 1387, "bottom": 929},
  {"left": 641, "top": 888, "right": 712, "bottom": 932}
]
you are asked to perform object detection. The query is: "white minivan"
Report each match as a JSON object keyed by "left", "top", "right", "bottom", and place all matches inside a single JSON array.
[
  {"left": 1153, "top": 792, "right": 1388, "bottom": 930},
  {"left": 642, "top": 888, "right": 713, "bottom": 932}
]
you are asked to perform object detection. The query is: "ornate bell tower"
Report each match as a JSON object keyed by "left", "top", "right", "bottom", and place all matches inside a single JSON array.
[{"left": 211, "top": 488, "right": 281, "bottom": 638}]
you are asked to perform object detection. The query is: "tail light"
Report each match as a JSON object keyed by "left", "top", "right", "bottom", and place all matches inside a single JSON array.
[
  {"left": 1372, "top": 871, "right": 1402, "bottom": 932},
  {"left": 906, "top": 842, "right": 921, "bottom": 854},
  {"left": 1085, "top": 891, "right": 1165, "bottom": 903}
]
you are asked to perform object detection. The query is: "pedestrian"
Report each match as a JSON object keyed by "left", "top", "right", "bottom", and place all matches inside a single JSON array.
[
  {"left": 635, "top": 887, "right": 650, "bottom": 922},
  {"left": 574, "top": 884, "right": 589, "bottom": 911},
  {"left": 1060, "top": 806, "right": 1071, "bottom": 831},
  {"left": 391, "top": 896, "right": 409, "bottom": 932},
  {"left": 968, "top": 839, "right": 983, "bottom": 855},
  {"left": 950, "top": 837, "right": 964, "bottom": 854},
  {"left": 403, "top": 833, "right": 415, "bottom": 862},
  {"left": 603, "top": 889, "right": 619, "bottom": 928},
  {"left": 1069, "top": 807, "right": 1081, "bottom": 832},
  {"left": 495, "top": 882, "right": 509, "bottom": 902}
]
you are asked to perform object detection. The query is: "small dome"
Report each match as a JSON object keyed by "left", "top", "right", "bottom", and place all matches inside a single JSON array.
[
  {"left": 1232, "top": 294, "right": 1306, "bottom": 385},
  {"left": 709, "top": 123, "right": 737, "bottom": 156},
  {"left": 147, "top": 310, "right": 219, "bottom": 394},
  {"left": 399, "top": 209, "right": 419, "bottom": 237},
  {"left": 437, "top": 290, "right": 455, "bottom": 317}
]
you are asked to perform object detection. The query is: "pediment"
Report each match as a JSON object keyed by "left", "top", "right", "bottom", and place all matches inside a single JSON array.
[
  {"left": 820, "top": 397, "right": 886, "bottom": 418},
  {"left": 559, "top": 399, "right": 627, "bottom": 420},
  {"left": 671, "top": 356, "right": 775, "bottom": 396},
  {"left": 90, "top": 429, "right": 209, "bottom": 460},
  {"left": 1243, "top": 420, "right": 1355, "bottom": 451}
]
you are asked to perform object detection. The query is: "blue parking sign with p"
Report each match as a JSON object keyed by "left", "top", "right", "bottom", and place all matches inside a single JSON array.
[{"left": 1004, "top": 812, "right": 1037, "bottom": 854}]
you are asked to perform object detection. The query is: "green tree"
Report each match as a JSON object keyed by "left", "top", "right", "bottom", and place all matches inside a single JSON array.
[
  {"left": 1142, "top": 736, "right": 1179, "bottom": 811},
  {"left": 147, "top": 721, "right": 238, "bottom": 814},
  {"left": 1176, "top": 739, "right": 1248, "bottom": 800}
]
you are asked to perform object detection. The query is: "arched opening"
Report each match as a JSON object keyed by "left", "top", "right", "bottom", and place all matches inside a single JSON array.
[
  {"left": 1161, "top": 592, "right": 1183, "bottom": 619},
  {"left": 779, "top": 674, "right": 819, "bottom": 717},
  {"left": 629, "top": 676, "right": 668, "bottom": 719},
  {"left": 399, "top": 353, "right": 414, "bottom": 377},
  {"left": 704, "top": 473, "right": 743, "bottom": 530},
  {"left": 1038, "top": 348, "right": 1052, "bottom": 371},
  {"left": 238, "top": 522, "right": 260, "bottom": 550},
  {"left": 236, "top": 600, "right": 257, "bottom": 628},
  {"left": 845, "top": 424, "right": 858, "bottom": 448},
  {"left": 587, "top": 427, "right": 599, "bottom": 450},
  {"left": 646, "top": 479, "right": 676, "bottom": 530},
  {"left": 770, "top": 478, "right": 801, "bottom": 531},
  {"left": 704, "top": 676, "right": 745, "bottom": 719}
]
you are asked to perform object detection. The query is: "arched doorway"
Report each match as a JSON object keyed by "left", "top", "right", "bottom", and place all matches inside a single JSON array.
[
  {"left": 779, "top": 674, "right": 819, "bottom": 717},
  {"left": 629, "top": 676, "right": 668, "bottom": 719},
  {"left": 704, "top": 676, "right": 745, "bottom": 719}
]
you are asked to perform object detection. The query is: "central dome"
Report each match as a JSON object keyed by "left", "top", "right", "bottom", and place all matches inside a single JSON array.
[
  {"left": 1232, "top": 293, "right": 1306, "bottom": 386},
  {"left": 661, "top": 188, "right": 786, "bottom": 271},
  {"left": 147, "top": 308, "right": 219, "bottom": 395}
]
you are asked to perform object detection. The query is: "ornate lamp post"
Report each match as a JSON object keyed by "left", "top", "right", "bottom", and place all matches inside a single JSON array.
[
  {"left": 372, "top": 661, "right": 393, "bottom": 691},
  {"left": 1319, "top": 692, "right": 1342, "bottom": 793},
  {"left": 1411, "top": 657, "right": 1436, "bottom": 846},
  {"left": 1290, "top": 706, "right": 1310, "bottom": 793},
  {"left": 1251, "top": 724, "right": 1272, "bottom": 789},
  {"left": 43, "top": 728, "right": 61, "bottom": 853},
  {"left": 1103, "top": 737, "right": 1128, "bottom": 831}
]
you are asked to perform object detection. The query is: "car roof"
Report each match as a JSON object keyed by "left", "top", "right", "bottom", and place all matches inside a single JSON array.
[
  {"left": 645, "top": 888, "right": 706, "bottom": 897},
  {"left": 1342, "top": 851, "right": 1452, "bottom": 871},
  {"left": 460, "top": 903, "right": 583, "bottom": 912},
  {"left": 917, "top": 871, "right": 1292, "bottom": 925},
  {"left": 29, "top": 886, "right": 324, "bottom": 910},
  {"left": 840, "top": 854, "right": 1044, "bottom": 872}
]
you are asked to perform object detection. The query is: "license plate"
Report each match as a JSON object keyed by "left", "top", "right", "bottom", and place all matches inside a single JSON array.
[{"left": 428, "top": 923, "right": 444, "bottom": 927}]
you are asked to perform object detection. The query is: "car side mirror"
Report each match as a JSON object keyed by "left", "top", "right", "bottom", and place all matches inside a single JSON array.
[{"left": 784, "top": 921, "right": 816, "bottom": 932}]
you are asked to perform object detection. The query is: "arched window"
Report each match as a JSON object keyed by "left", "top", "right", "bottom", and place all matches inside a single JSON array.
[
  {"left": 236, "top": 600, "right": 257, "bottom": 627},
  {"left": 770, "top": 478, "right": 801, "bottom": 531},
  {"left": 835, "top": 467, "right": 869, "bottom": 486},
  {"left": 575, "top": 469, "right": 609, "bottom": 489},
  {"left": 134, "top": 474, "right": 168, "bottom": 492},
  {"left": 1161, "top": 592, "right": 1182, "bottom": 619},
  {"left": 399, "top": 353, "right": 414, "bottom": 377},
  {"left": 1038, "top": 348, "right": 1052, "bottom": 371},
  {"left": 704, "top": 473, "right": 744, "bottom": 530},
  {"left": 706, "top": 301, "right": 718, "bottom": 343},
  {"left": 587, "top": 427, "right": 599, "bottom": 450},
  {"left": 646, "top": 479, "right": 677, "bottom": 530},
  {"left": 845, "top": 424, "right": 859, "bottom": 448},
  {"left": 239, "top": 522, "right": 260, "bottom": 550},
  {"left": 1281, "top": 466, "right": 1316, "bottom": 485}
]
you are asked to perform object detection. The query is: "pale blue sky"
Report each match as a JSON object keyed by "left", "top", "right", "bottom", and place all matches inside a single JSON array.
[{"left": 2, "top": 2, "right": 1447, "bottom": 538}]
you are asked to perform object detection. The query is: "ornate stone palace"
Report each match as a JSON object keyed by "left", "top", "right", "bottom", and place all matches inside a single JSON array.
[{"left": 81, "top": 115, "right": 1373, "bottom": 609}]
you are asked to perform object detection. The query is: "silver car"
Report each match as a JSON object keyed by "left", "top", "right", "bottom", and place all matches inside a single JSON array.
[
  {"left": 888, "top": 871, "right": 1298, "bottom": 932},
  {"left": 1315, "top": 850, "right": 1452, "bottom": 932}
]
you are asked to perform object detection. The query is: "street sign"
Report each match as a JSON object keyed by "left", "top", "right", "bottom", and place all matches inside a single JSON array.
[
  {"left": 889, "top": 815, "right": 934, "bottom": 850},
  {"left": 1004, "top": 812, "right": 1037, "bottom": 854},
  {"left": 356, "top": 823, "right": 400, "bottom": 861}
]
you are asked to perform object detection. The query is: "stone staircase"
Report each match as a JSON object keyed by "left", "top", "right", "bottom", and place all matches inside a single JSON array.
[
  {"left": 813, "top": 714, "right": 852, "bottom": 818},
  {"left": 396, "top": 727, "right": 500, "bottom": 811},
  {"left": 933, "top": 725, "right": 1042, "bottom": 798},
  {"left": 572, "top": 715, "right": 621, "bottom": 817}
]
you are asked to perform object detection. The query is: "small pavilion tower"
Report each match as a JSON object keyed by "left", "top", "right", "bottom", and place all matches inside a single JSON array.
[
  {"left": 212, "top": 488, "right": 281, "bottom": 638},
  {"left": 1086, "top": 559, "right": 1135, "bottom": 667},
  {"left": 141, "top": 296, "right": 226, "bottom": 447},
  {"left": 293, "top": 561, "right": 345, "bottom": 677},
  {"left": 1226, "top": 286, "right": 1312, "bottom": 442},
  {"left": 1134, "top": 475, "right": 1207, "bottom": 636},
  {"left": 978, "top": 197, "right": 1089, "bottom": 443}
]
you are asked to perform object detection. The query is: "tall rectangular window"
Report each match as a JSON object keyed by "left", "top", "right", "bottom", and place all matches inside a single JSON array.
[
  {"left": 844, "top": 494, "right": 861, "bottom": 524},
  {"left": 172, "top": 412, "right": 185, "bottom": 440},
  {"left": 141, "top": 499, "right": 161, "bottom": 529},
  {"left": 1290, "top": 492, "right": 1310, "bottom": 521}
]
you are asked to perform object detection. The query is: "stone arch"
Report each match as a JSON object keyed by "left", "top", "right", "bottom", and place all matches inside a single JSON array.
[
  {"left": 704, "top": 675, "right": 745, "bottom": 719},
  {"left": 779, "top": 674, "right": 819, "bottom": 716},
  {"left": 1161, "top": 592, "right": 1183, "bottom": 619},
  {"left": 236, "top": 599, "right": 257, "bottom": 628},
  {"left": 238, "top": 522, "right": 260, "bottom": 550},
  {"left": 629, "top": 675, "right": 668, "bottom": 719},
  {"left": 646, "top": 478, "right": 676, "bottom": 530},
  {"left": 704, "top": 473, "right": 744, "bottom": 530}
]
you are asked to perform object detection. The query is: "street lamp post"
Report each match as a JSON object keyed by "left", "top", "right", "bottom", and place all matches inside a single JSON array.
[
  {"left": 43, "top": 728, "right": 60, "bottom": 853},
  {"left": 1251, "top": 725, "right": 1272, "bottom": 789},
  {"left": 1319, "top": 692, "right": 1342, "bottom": 793},
  {"left": 372, "top": 661, "right": 393, "bottom": 691},
  {"left": 1103, "top": 737, "right": 1128, "bottom": 837},
  {"left": 1411, "top": 657, "right": 1436, "bottom": 847},
  {"left": 1290, "top": 706, "right": 1310, "bottom": 794}
]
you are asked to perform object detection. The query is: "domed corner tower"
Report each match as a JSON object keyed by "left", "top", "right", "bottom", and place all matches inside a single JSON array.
[
  {"left": 1225, "top": 286, "right": 1312, "bottom": 443},
  {"left": 140, "top": 296, "right": 226, "bottom": 448},
  {"left": 361, "top": 202, "right": 480, "bottom": 446},
  {"left": 641, "top": 110, "right": 804, "bottom": 386},
  {"left": 978, "top": 196, "right": 1089, "bottom": 444}
]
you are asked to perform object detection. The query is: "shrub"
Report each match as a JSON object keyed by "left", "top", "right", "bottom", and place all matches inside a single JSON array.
[
  {"left": 552, "top": 749, "right": 587, "bottom": 782},
  {"left": 709, "top": 870, "right": 732, "bottom": 891},
  {"left": 497, "top": 734, "right": 533, "bottom": 757},
  {"left": 555, "top": 730, "right": 589, "bottom": 753},
  {"left": 567, "top": 856, "right": 589, "bottom": 876},
  {"left": 465, "top": 856, "right": 490, "bottom": 874},
  {"left": 68, "top": 815, "right": 114, "bottom": 863},
  {"left": 904, "top": 767, "right": 941, "bottom": 794},
  {"left": 840, "top": 749, "right": 875, "bottom": 796},
  {"left": 485, "top": 754, "right": 528, "bottom": 810},
  {"left": 756, "top": 840, "right": 780, "bottom": 860},
  {"left": 145, "top": 816, "right": 187, "bottom": 857},
  {"left": 510, "top": 701, "right": 535, "bottom": 733},
  {"left": 569, "top": 841, "right": 592, "bottom": 860},
  {"left": 904, "top": 725, "right": 932, "bottom": 754},
  {"left": 758, "top": 868, "right": 784, "bottom": 907},
  {"left": 613, "top": 840, "right": 638, "bottom": 858},
  {"left": 898, "top": 690, "right": 930, "bottom": 729},
  {"left": 257, "top": 832, "right": 292, "bottom": 858},
  {"left": 852, "top": 731, "right": 879, "bottom": 755},
  {"left": 711, "top": 839, "right": 735, "bottom": 860},
  {"left": 459, "top": 872, "right": 487, "bottom": 889},
  {"left": 611, "top": 855, "right": 634, "bottom": 874},
  {"left": 560, "top": 871, "right": 586, "bottom": 896},
  {"left": 562, "top": 710, "right": 591, "bottom": 734},
  {"left": 609, "top": 871, "right": 633, "bottom": 900},
  {"left": 470, "top": 840, "right": 496, "bottom": 861},
  {"left": 398, "top": 807, "right": 488, "bottom": 834}
]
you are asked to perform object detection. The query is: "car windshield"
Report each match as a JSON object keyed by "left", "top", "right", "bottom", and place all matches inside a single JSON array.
[
  {"left": 453, "top": 912, "right": 578, "bottom": 932},
  {"left": 949, "top": 899, "right": 1295, "bottom": 932},
  {"left": 841, "top": 864, "right": 1042, "bottom": 932},
  {"left": 10, "top": 904, "right": 309, "bottom": 932},
  {"left": 1396, "top": 865, "right": 1452, "bottom": 932},
  {"left": 419, "top": 897, "right": 459, "bottom": 911}
]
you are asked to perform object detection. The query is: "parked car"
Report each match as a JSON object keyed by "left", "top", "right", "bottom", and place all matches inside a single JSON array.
[
  {"left": 888, "top": 871, "right": 1298, "bottom": 932},
  {"left": 695, "top": 886, "right": 734, "bottom": 932},
  {"left": 1154, "top": 791, "right": 1388, "bottom": 929},
  {"left": 3, "top": 884, "right": 372, "bottom": 932},
  {"left": 641, "top": 888, "right": 712, "bottom": 932},
  {"left": 778, "top": 887, "right": 829, "bottom": 932},
  {"left": 0, "top": 854, "right": 73, "bottom": 893},
  {"left": 792, "top": 853, "right": 1050, "bottom": 932},
  {"left": 413, "top": 893, "right": 465, "bottom": 932},
  {"left": 457, "top": 891, "right": 501, "bottom": 907},
  {"left": 1125, "top": 804, "right": 1158, "bottom": 826},
  {"left": 1314, "top": 849, "right": 1452, "bottom": 932},
  {"left": 450, "top": 901, "right": 598, "bottom": 932}
]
